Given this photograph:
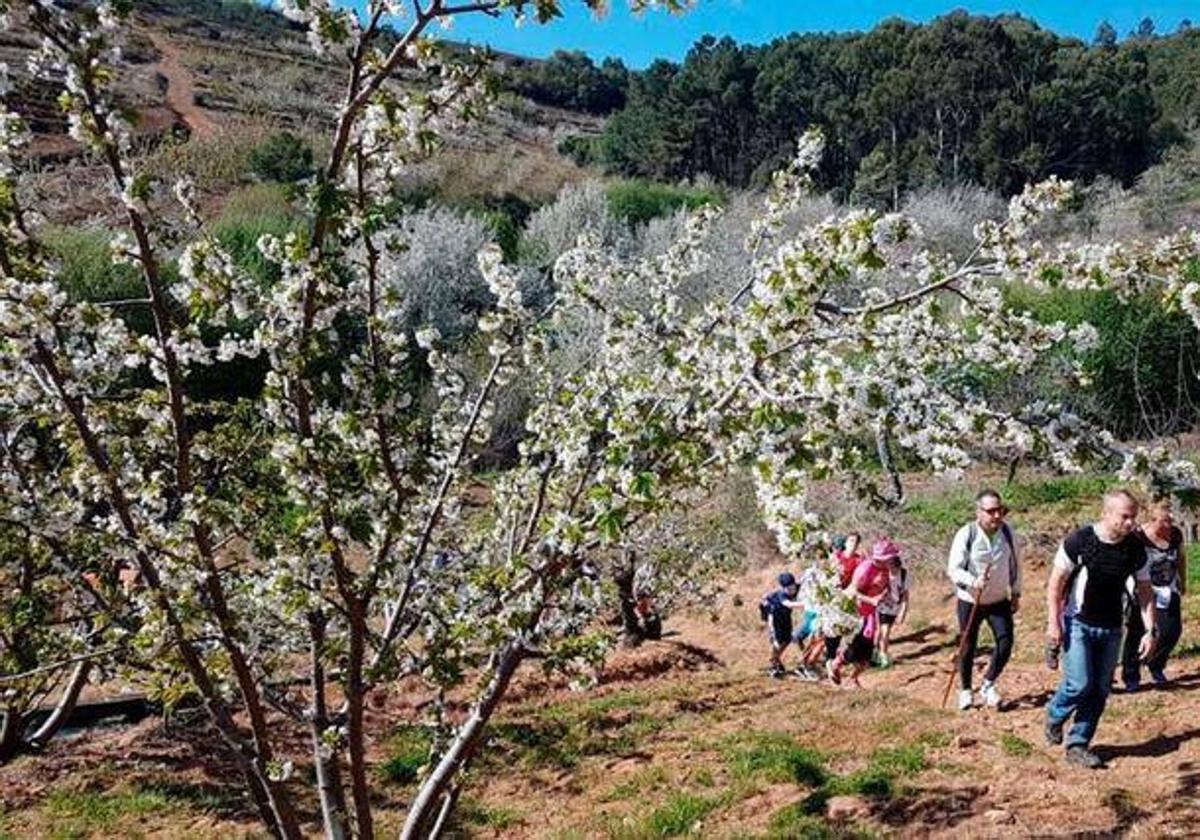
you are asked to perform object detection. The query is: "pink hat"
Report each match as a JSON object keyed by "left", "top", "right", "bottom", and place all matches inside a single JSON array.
[{"left": 871, "top": 538, "right": 900, "bottom": 563}]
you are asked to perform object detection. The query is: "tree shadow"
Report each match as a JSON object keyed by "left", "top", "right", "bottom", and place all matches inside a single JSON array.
[
  {"left": 891, "top": 624, "right": 948, "bottom": 645},
  {"left": 876, "top": 783, "right": 988, "bottom": 830},
  {"left": 1000, "top": 688, "right": 1054, "bottom": 711},
  {"left": 1152, "top": 670, "right": 1200, "bottom": 693},
  {"left": 1095, "top": 727, "right": 1200, "bottom": 760},
  {"left": 895, "top": 639, "right": 956, "bottom": 663}
]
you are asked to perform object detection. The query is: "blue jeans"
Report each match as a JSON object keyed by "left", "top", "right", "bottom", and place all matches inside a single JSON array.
[{"left": 1046, "top": 616, "right": 1122, "bottom": 748}]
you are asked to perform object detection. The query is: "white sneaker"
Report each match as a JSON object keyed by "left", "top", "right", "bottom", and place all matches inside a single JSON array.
[
  {"left": 957, "top": 688, "right": 974, "bottom": 711},
  {"left": 981, "top": 681, "right": 1002, "bottom": 709}
]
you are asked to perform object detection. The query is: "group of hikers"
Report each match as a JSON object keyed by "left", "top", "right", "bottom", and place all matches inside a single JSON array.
[{"left": 760, "top": 487, "right": 1189, "bottom": 768}]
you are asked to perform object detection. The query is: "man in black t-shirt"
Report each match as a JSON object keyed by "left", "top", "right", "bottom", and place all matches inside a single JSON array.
[{"left": 1044, "top": 489, "right": 1155, "bottom": 769}]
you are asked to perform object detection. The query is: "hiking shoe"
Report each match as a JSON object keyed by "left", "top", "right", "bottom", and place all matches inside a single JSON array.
[
  {"left": 1122, "top": 677, "right": 1141, "bottom": 693},
  {"left": 1149, "top": 666, "right": 1168, "bottom": 685},
  {"left": 981, "top": 681, "right": 1002, "bottom": 709},
  {"left": 793, "top": 665, "right": 820, "bottom": 682},
  {"left": 1065, "top": 746, "right": 1104, "bottom": 769},
  {"left": 769, "top": 665, "right": 786, "bottom": 679},
  {"left": 1044, "top": 715, "right": 1064, "bottom": 746},
  {"left": 825, "top": 660, "right": 842, "bottom": 685},
  {"left": 957, "top": 689, "right": 974, "bottom": 711}
]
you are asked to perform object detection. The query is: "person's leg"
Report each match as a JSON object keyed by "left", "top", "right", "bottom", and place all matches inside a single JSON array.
[
  {"left": 824, "top": 634, "right": 841, "bottom": 662},
  {"left": 1120, "top": 598, "right": 1145, "bottom": 686},
  {"left": 957, "top": 598, "right": 984, "bottom": 690},
  {"left": 983, "top": 601, "right": 1014, "bottom": 683},
  {"left": 1066, "top": 625, "right": 1121, "bottom": 748},
  {"left": 876, "top": 618, "right": 893, "bottom": 664},
  {"left": 768, "top": 615, "right": 790, "bottom": 670},
  {"left": 1147, "top": 596, "right": 1182, "bottom": 674},
  {"left": 1047, "top": 617, "right": 1088, "bottom": 728}
]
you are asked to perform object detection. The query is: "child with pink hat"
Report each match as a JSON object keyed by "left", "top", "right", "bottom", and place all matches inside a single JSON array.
[{"left": 827, "top": 538, "right": 897, "bottom": 687}]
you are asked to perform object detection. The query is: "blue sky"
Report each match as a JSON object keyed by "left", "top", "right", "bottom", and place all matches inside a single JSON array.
[{"left": 344, "top": 2, "right": 1199, "bottom": 68}]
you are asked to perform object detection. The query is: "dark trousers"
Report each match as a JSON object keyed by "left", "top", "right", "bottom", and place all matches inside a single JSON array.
[
  {"left": 1122, "top": 593, "right": 1182, "bottom": 680},
  {"left": 956, "top": 598, "right": 1014, "bottom": 690}
]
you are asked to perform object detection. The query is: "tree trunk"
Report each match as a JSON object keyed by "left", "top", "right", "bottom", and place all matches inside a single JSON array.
[
  {"left": 310, "top": 613, "right": 348, "bottom": 840},
  {"left": 400, "top": 642, "right": 525, "bottom": 840},
  {"left": 613, "top": 557, "right": 644, "bottom": 647},
  {"left": 875, "top": 425, "right": 904, "bottom": 507},
  {"left": 0, "top": 706, "right": 21, "bottom": 764},
  {"left": 345, "top": 602, "right": 373, "bottom": 839},
  {"left": 27, "top": 660, "right": 91, "bottom": 748}
]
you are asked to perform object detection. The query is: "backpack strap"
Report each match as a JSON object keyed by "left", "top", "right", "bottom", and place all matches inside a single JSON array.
[
  {"left": 1001, "top": 522, "right": 1017, "bottom": 587},
  {"left": 961, "top": 523, "right": 976, "bottom": 571}
]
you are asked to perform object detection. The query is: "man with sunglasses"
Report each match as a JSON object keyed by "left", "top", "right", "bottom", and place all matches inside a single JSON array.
[{"left": 947, "top": 489, "right": 1021, "bottom": 711}]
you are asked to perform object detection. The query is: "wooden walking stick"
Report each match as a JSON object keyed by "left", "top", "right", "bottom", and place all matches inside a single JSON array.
[{"left": 941, "top": 561, "right": 995, "bottom": 709}]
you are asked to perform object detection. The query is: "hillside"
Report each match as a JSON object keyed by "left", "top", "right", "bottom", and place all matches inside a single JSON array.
[
  {"left": 5, "top": 468, "right": 1200, "bottom": 837},
  {"left": 5, "top": 0, "right": 601, "bottom": 224}
]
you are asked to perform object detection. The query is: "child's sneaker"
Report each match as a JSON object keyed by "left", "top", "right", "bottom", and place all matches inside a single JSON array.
[
  {"left": 957, "top": 688, "right": 974, "bottom": 711},
  {"left": 793, "top": 665, "right": 820, "bottom": 682},
  {"left": 768, "top": 664, "right": 786, "bottom": 679},
  {"left": 877, "top": 654, "right": 893, "bottom": 669},
  {"left": 825, "top": 660, "right": 842, "bottom": 685}
]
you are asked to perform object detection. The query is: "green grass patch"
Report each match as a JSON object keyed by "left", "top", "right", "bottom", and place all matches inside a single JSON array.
[
  {"left": 488, "top": 689, "right": 666, "bottom": 770},
  {"left": 998, "top": 733, "right": 1033, "bottom": 757},
  {"left": 602, "top": 765, "right": 671, "bottom": 802},
  {"left": 647, "top": 793, "right": 719, "bottom": 837},
  {"left": 605, "top": 180, "right": 724, "bottom": 226},
  {"left": 207, "top": 183, "right": 306, "bottom": 285},
  {"left": 379, "top": 724, "right": 433, "bottom": 785},
  {"left": 456, "top": 798, "right": 523, "bottom": 830},
  {"left": 726, "top": 732, "right": 828, "bottom": 786},
  {"left": 766, "top": 803, "right": 872, "bottom": 839},
  {"left": 42, "top": 787, "right": 175, "bottom": 838},
  {"left": 798, "top": 743, "right": 928, "bottom": 814}
]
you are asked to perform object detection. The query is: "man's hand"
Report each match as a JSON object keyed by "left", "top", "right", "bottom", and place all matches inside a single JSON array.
[
  {"left": 1011, "top": 595, "right": 1021, "bottom": 614},
  {"left": 1138, "top": 632, "right": 1157, "bottom": 662},
  {"left": 1046, "top": 622, "right": 1062, "bottom": 647}
]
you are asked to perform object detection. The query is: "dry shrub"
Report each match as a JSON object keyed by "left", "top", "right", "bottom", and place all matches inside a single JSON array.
[
  {"left": 432, "top": 144, "right": 590, "bottom": 205},
  {"left": 138, "top": 117, "right": 329, "bottom": 192},
  {"left": 900, "top": 184, "right": 1005, "bottom": 259}
]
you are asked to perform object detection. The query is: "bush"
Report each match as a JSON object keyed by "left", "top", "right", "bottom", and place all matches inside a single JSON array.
[
  {"left": 519, "top": 180, "right": 629, "bottom": 268},
  {"left": 605, "top": 180, "right": 723, "bottom": 227},
  {"left": 248, "top": 131, "right": 315, "bottom": 183},
  {"left": 557, "top": 133, "right": 606, "bottom": 167},
  {"left": 901, "top": 184, "right": 1005, "bottom": 259},
  {"left": 1002, "top": 284, "right": 1200, "bottom": 438}
]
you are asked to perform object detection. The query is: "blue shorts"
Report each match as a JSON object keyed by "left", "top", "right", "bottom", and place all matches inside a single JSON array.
[{"left": 768, "top": 612, "right": 794, "bottom": 647}]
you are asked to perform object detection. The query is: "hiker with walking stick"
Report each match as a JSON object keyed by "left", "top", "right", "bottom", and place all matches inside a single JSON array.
[{"left": 946, "top": 489, "right": 1021, "bottom": 711}]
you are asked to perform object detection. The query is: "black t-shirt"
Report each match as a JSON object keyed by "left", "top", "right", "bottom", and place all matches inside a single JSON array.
[{"left": 1059, "top": 526, "right": 1148, "bottom": 629}]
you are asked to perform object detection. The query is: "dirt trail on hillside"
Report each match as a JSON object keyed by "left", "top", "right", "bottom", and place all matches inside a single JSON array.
[
  {"left": 146, "top": 31, "right": 219, "bottom": 140},
  {"left": 647, "top": 529, "right": 1200, "bottom": 838}
]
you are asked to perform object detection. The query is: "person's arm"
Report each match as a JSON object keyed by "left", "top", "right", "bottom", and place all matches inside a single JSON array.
[
  {"left": 1045, "top": 543, "right": 1072, "bottom": 646},
  {"left": 846, "top": 567, "right": 883, "bottom": 608},
  {"left": 1136, "top": 577, "right": 1157, "bottom": 659},
  {"left": 1179, "top": 542, "right": 1188, "bottom": 598},
  {"left": 1010, "top": 530, "right": 1022, "bottom": 612},
  {"left": 947, "top": 527, "right": 977, "bottom": 589}
]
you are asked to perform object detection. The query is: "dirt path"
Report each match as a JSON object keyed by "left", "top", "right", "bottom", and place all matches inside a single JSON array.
[
  {"left": 146, "top": 30, "right": 219, "bottom": 140},
  {"left": 646, "top": 532, "right": 1200, "bottom": 837}
]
